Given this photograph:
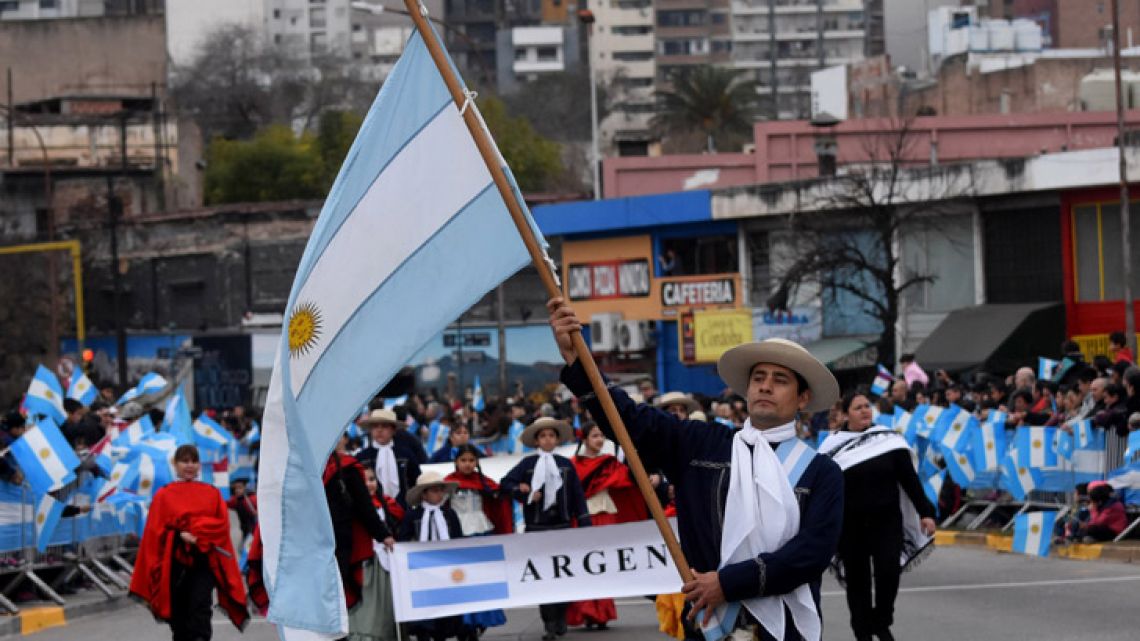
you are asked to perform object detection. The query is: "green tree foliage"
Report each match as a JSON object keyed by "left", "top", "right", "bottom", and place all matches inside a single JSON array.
[
  {"left": 203, "top": 126, "right": 325, "bottom": 204},
  {"left": 315, "top": 110, "right": 365, "bottom": 185},
  {"left": 478, "top": 96, "right": 563, "bottom": 192},
  {"left": 652, "top": 66, "right": 761, "bottom": 153}
]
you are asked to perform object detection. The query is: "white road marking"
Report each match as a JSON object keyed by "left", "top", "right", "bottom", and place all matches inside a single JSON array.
[{"left": 822, "top": 574, "right": 1140, "bottom": 597}]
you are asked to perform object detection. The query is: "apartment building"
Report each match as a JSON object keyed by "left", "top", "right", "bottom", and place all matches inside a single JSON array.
[
  {"left": 587, "top": 0, "right": 657, "bottom": 155},
  {"left": 0, "top": 0, "right": 161, "bottom": 20}
]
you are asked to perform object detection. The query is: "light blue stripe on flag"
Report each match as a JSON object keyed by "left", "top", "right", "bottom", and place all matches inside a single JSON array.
[
  {"left": 407, "top": 545, "right": 505, "bottom": 570},
  {"left": 411, "top": 582, "right": 510, "bottom": 608}
]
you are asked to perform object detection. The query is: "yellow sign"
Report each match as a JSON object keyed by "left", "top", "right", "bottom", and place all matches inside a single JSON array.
[{"left": 687, "top": 309, "right": 753, "bottom": 364}]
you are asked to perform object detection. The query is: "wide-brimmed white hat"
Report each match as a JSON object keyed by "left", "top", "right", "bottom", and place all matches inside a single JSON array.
[
  {"left": 406, "top": 471, "right": 458, "bottom": 506},
  {"left": 360, "top": 408, "right": 399, "bottom": 427},
  {"left": 519, "top": 417, "right": 574, "bottom": 448},
  {"left": 717, "top": 338, "right": 839, "bottom": 413},
  {"left": 653, "top": 391, "right": 701, "bottom": 413}
]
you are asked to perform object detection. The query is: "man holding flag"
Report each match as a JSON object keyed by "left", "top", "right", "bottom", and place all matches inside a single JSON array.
[{"left": 549, "top": 298, "right": 844, "bottom": 641}]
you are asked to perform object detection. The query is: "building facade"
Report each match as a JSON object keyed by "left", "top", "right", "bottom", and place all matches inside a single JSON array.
[{"left": 589, "top": 0, "right": 657, "bottom": 156}]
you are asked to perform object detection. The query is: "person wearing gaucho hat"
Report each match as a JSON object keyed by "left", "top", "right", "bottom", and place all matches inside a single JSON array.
[
  {"left": 501, "top": 417, "right": 592, "bottom": 640},
  {"left": 655, "top": 392, "right": 702, "bottom": 421},
  {"left": 547, "top": 297, "right": 843, "bottom": 641},
  {"left": 356, "top": 409, "right": 421, "bottom": 507}
]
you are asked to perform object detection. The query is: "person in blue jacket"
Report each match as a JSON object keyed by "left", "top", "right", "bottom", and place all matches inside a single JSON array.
[{"left": 547, "top": 297, "right": 844, "bottom": 641}]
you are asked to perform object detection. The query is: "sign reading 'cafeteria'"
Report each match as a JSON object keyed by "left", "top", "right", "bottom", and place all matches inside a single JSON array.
[{"left": 661, "top": 278, "right": 736, "bottom": 308}]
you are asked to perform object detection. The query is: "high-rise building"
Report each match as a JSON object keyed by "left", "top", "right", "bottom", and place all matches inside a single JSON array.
[
  {"left": 589, "top": 0, "right": 657, "bottom": 155},
  {"left": 730, "top": 0, "right": 868, "bottom": 120},
  {"left": 0, "top": 0, "right": 161, "bottom": 20},
  {"left": 655, "top": 0, "right": 733, "bottom": 85}
]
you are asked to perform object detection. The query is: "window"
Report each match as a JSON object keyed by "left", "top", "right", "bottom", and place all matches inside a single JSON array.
[
  {"left": 614, "top": 51, "right": 653, "bottom": 61},
  {"left": 39, "top": 0, "right": 58, "bottom": 9},
  {"left": 612, "top": 25, "right": 652, "bottom": 35},
  {"left": 659, "top": 235, "right": 737, "bottom": 277},
  {"left": 352, "top": 23, "right": 362, "bottom": 31},
  {"left": 515, "top": 48, "right": 528, "bottom": 60},
  {"left": 0, "top": 1, "right": 19, "bottom": 12},
  {"left": 273, "top": 8, "right": 281, "bottom": 18},
  {"left": 660, "top": 38, "right": 708, "bottom": 56},
  {"left": 614, "top": 0, "right": 651, "bottom": 8},
  {"left": 310, "top": 31, "right": 327, "bottom": 53},
  {"left": 1071, "top": 202, "right": 1140, "bottom": 302},
  {"left": 982, "top": 207, "right": 1063, "bottom": 303},
  {"left": 658, "top": 10, "right": 706, "bottom": 27},
  {"left": 536, "top": 46, "right": 558, "bottom": 61},
  {"left": 310, "top": 7, "right": 326, "bottom": 28}
]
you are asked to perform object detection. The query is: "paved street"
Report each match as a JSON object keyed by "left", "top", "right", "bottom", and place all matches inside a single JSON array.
[{"left": 21, "top": 546, "right": 1140, "bottom": 640}]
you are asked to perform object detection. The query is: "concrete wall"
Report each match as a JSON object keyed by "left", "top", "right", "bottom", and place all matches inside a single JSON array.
[{"left": 0, "top": 16, "right": 167, "bottom": 103}]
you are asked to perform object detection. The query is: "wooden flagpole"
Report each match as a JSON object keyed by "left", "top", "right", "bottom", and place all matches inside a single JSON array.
[{"left": 401, "top": 0, "right": 693, "bottom": 584}]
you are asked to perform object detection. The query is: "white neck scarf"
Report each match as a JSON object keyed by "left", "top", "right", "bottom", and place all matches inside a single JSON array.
[
  {"left": 374, "top": 442, "right": 400, "bottom": 499},
  {"left": 529, "top": 451, "right": 563, "bottom": 510},
  {"left": 719, "top": 419, "right": 819, "bottom": 641},
  {"left": 420, "top": 503, "right": 450, "bottom": 542}
]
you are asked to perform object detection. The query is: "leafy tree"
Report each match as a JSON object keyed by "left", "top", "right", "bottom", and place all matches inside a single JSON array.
[
  {"left": 316, "top": 110, "right": 365, "bottom": 187},
  {"left": 478, "top": 96, "right": 563, "bottom": 192},
  {"left": 652, "top": 66, "right": 761, "bottom": 153},
  {"left": 203, "top": 126, "right": 325, "bottom": 204}
]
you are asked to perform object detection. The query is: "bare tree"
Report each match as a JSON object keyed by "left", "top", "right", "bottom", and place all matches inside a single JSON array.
[
  {"left": 768, "top": 118, "right": 977, "bottom": 367},
  {"left": 171, "top": 25, "right": 375, "bottom": 141}
]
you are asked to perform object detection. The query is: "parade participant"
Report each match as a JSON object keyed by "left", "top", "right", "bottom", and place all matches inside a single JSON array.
[
  {"left": 654, "top": 392, "right": 701, "bottom": 421},
  {"left": 226, "top": 478, "right": 258, "bottom": 541},
  {"left": 819, "top": 393, "right": 936, "bottom": 641},
  {"left": 547, "top": 297, "right": 843, "bottom": 641},
  {"left": 398, "top": 471, "right": 473, "bottom": 641},
  {"left": 501, "top": 417, "right": 592, "bottom": 640},
  {"left": 428, "top": 422, "right": 479, "bottom": 463},
  {"left": 444, "top": 445, "right": 510, "bottom": 634},
  {"left": 357, "top": 409, "right": 421, "bottom": 506},
  {"left": 129, "top": 444, "right": 249, "bottom": 641},
  {"left": 352, "top": 466, "right": 405, "bottom": 641},
  {"left": 566, "top": 421, "right": 649, "bottom": 630},
  {"left": 326, "top": 433, "right": 397, "bottom": 640}
]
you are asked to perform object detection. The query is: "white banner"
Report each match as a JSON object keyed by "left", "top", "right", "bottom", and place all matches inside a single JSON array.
[{"left": 390, "top": 518, "right": 682, "bottom": 621}]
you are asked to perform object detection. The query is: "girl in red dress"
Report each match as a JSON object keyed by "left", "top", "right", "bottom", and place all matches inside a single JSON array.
[
  {"left": 130, "top": 444, "right": 248, "bottom": 641},
  {"left": 566, "top": 422, "right": 649, "bottom": 630}
]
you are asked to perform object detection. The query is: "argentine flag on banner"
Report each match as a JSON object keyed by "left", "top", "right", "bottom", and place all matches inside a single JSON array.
[
  {"left": 472, "top": 375, "right": 485, "bottom": 412},
  {"left": 1012, "top": 511, "right": 1058, "bottom": 557},
  {"left": 257, "top": 25, "right": 548, "bottom": 639},
  {"left": 404, "top": 544, "right": 510, "bottom": 612},
  {"left": 33, "top": 493, "right": 67, "bottom": 552},
  {"left": 68, "top": 369, "right": 98, "bottom": 406},
  {"left": 193, "top": 414, "right": 234, "bottom": 453},
  {"left": 11, "top": 417, "right": 81, "bottom": 495},
  {"left": 116, "top": 372, "right": 167, "bottom": 405},
  {"left": 25, "top": 365, "right": 66, "bottom": 425}
]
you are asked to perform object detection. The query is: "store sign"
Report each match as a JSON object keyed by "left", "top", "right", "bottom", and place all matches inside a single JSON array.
[
  {"left": 753, "top": 307, "right": 822, "bottom": 345},
  {"left": 567, "top": 259, "right": 651, "bottom": 301},
  {"left": 681, "top": 309, "right": 754, "bottom": 364},
  {"left": 661, "top": 277, "right": 738, "bottom": 310}
]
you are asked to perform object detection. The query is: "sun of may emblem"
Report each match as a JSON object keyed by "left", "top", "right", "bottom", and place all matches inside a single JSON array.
[{"left": 288, "top": 302, "right": 323, "bottom": 358}]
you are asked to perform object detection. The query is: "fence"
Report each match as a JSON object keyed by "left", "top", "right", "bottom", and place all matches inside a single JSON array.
[{"left": 0, "top": 476, "right": 138, "bottom": 615}]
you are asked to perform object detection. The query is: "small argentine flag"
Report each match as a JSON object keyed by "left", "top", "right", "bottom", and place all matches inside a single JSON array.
[
  {"left": 11, "top": 418, "right": 81, "bottom": 495},
  {"left": 1074, "top": 419, "right": 1099, "bottom": 450},
  {"left": 193, "top": 414, "right": 234, "bottom": 453},
  {"left": 1054, "top": 428, "right": 1075, "bottom": 461},
  {"left": 897, "top": 410, "right": 916, "bottom": 445},
  {"left": 406, "top": 544, "right": 510, "bottom": 610},
  {"left": 25, "top": 365, "right": 66, "bottom": 425},
  {"left": 112, "top": 415, "right": 155, "bottom": 449},
  {"left": 972, "top": 420, "right": 1005, "bottom": 472},
  {"left": 68, "top": 369, "right": 98, "bottom": 407},
  {"left": 1017, "top": 427, "right": 1058, "bottom": 469},
  {"left": 911, "top": 404, "right": 941, "bottom": 440},
  {"left": 383, "top": 395, "right": 408, "bottom": 410},
  {"left": 1037, "top": 357, "right": 1060, "bottom": 381},
  {"left": 937, "top": 406, "right": 975, "bottom": 452},
  {"left": 33, "top": 493, "right": 67, "bottom": 552},
  {"left": 1001, "top": 453, "right": 1042, "bottom": 501},
  {"left": 869, "top": 364, "right": 893, "bottom": 397},
  {"left": 472, "top": 375, "right": 485, "bottom": 412},
  {"left": 1012, "top": 511, "right": 1058, "bottom": 557},
  {"left": 923, "top": 468, "right": 947, "bottom": 509},
  {"left": 942, "top": 446, "right": 976, "bottom": 486},
  {"left": 116, "top": 372, "right": 167, "bottom": 405}
]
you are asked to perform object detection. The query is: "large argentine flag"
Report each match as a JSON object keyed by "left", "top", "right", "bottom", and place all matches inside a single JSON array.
[
  {"left": 1012, "top": 511, "right": 1058, "bottom": 558},
  {"left": 258, "top": 28, "right": 546, "bottom": 639},
  {"left": 25, "top": 365, "right": 66, "bottom": 425},
  {"left": 10, "top": 418, "right": 81, "bottom": 495}
]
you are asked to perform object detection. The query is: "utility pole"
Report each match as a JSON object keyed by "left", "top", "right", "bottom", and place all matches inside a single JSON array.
[
  {"left": 1112, "top": 0, "right": 1137, "bottom": 354},
  {"left": 109, "top": 112, "right": 129, "bottom": 389}
]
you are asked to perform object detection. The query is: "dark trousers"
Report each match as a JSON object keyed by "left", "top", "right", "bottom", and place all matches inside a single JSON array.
[
  {"left": 169, "top": 556, "right": 215, "bottom": 641},
  {"left": 539, "top": 603, "right": 569, "bottom": 633},
  {"left": 838, "top": 517, "right": 902, "bottom": 639}
]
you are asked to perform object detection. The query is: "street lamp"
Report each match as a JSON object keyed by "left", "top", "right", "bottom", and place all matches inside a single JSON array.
[{"left": 578, "top": 7, "right": 600, "bottom": 200}]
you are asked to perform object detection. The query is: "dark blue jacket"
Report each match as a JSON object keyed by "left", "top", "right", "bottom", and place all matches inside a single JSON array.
[
  {"left": 501, "top": 452, "right": 592, "bottom": 531},
  {"left": 356, "top": 442, "right": 422, "bottom": 507},
  {"left": 561, "top": 360, "right": 843, "bottom": 639}
]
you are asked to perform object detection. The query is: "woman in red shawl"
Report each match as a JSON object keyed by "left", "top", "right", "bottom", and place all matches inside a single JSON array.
[
  {"left": 129, "top": 444, "right": 249, "bottom": 641},
  {"left": 566, "top": 422, "right": 648, "bottom": 629}
]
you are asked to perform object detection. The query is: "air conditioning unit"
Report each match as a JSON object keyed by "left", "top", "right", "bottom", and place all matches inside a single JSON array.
[
  {"left": 589, "top": 313, "right": 623, "bottom": 352},
  {"left": 618, "top": 320, "right": 654, "bottom": 352}
]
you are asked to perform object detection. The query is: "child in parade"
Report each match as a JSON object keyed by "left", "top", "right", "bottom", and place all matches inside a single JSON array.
[
  {"left": 566, "top": 421, "right": 648, "bottom": 630},
  {"left": 399, "top": 471, "right": 474, "bottom": 641},
  {"left": 428, "top": 422, "right": 480, "bottom": 463},
  {"left": 356, "top": 408, "right": 422, "bottom": 507},
  {"left": 352, "top": 467, "right": 406, "bottom": 641},
  {"left": 501, "top": 418, "right": 592, "bottom": 641},
  {"left": 130, "top": 444, "right": 249, "bottom": 641},
  {"left": 444, "top": 444, "right": 512, "bottom": 633}
]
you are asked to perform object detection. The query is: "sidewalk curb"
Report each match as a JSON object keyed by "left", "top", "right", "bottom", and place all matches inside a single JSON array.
[
  {"left": 936, "top": 530, "right": 1140, "bottom": 563},
  {"left": 0, "top": 593, "right": 133, "bottom": 637}
]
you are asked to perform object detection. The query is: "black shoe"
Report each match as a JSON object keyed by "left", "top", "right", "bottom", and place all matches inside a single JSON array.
[
  {"left": 556, "top": 621, "right": 568, "bottom": 636},
  {"left": 876, "top": 628, "right": 895, "bottom": 641},
  {"left": 596, "top": 623, "right": 608, "bottom": 630}
]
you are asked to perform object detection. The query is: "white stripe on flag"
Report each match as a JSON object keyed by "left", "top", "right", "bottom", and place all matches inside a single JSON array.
[
  {"left": 288, "top": 106, "right": 493, "bottom": 395},
  {"left": 406, "top": 558, "right": 508, "bottom": 594},
  {"left": 28, "top": 378, "right": 64, "bottom": 413},
  {"left": 1024, "top": 512, "right": 1046, "bottom": 556},
  {"left": 1029, "top": 429, "right": 1047, "bottom": 468},
  {"left": 23, "top": 427, "right": 70, "bottom": 487}
]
